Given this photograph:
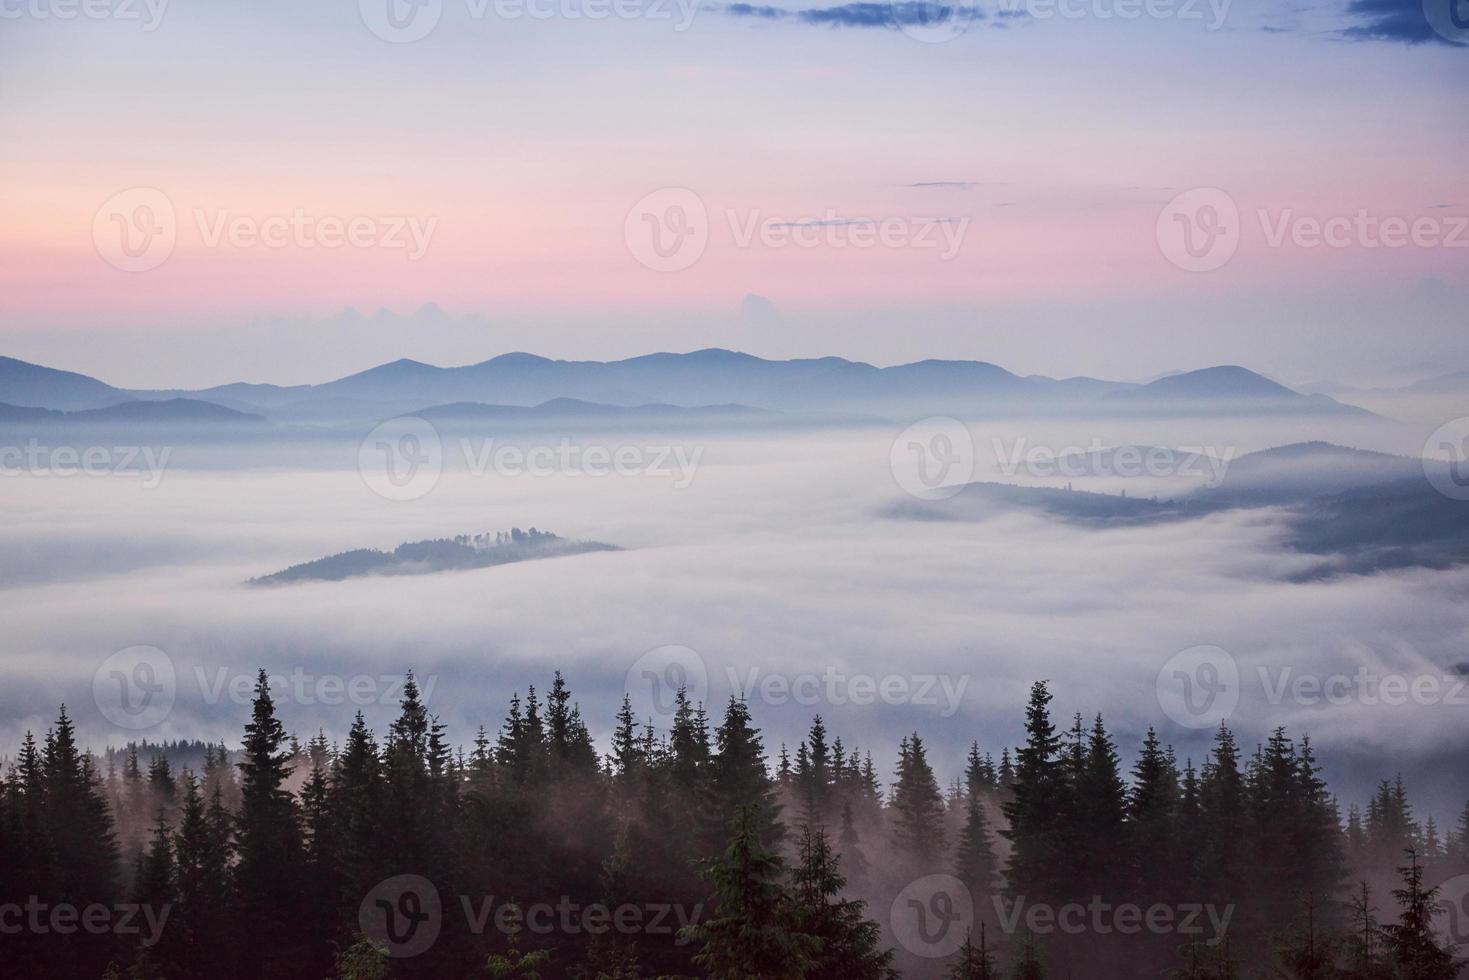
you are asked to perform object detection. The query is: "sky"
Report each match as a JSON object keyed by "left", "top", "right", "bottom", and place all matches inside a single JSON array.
[{"left": 1, "top": 0, "right": 1466, "bottom": 386}]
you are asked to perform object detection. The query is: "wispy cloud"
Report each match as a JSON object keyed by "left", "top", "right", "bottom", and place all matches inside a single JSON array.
[
  {"left": 722, "top": 2, "right": 992, "bottom": 29},
  {"left": 1340, "top": 0, "right": 1466, "bottom": 45}
]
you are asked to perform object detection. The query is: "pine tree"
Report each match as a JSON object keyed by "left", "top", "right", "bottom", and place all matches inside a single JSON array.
[
  {"left": 795, "top": 715, "right": 833, "bottom": 828},
  {"left": 949, "top": 925, "right": 999, "bottom": 979},
  {"left": 838, "top": 800, "right": 872, "bottom": 892},
  {"left": 172, "top": 773, "right": 231, "bottom": 980},
  {"left": 956, "top": 744, "right": 999, "bottom": 903},
  {"left": 1077, "top": 715, "right": 1128, "bottom": 897},
  {"left": 791, "top": 824, "right": 897, "bottom": 979},
  {"left": 333, "top": 710, "right": 383, "bottom": 908},
  {"left": 1002, "top": 683, "right": 1063, "bottom": 900},
  {"left": 232, "top": 669, "right": 305, "bottom": 973},
  {"left": 891, "top": 733, "right": 947, "bottom": 870},
  {"left": 1381, "top": 849, "right": 1463, "bottom": 979},
  {"left": 682, "top": 805, "right": 819, "bottom": 980},
  {"left": 1009, "top": 933, "right": 1047, "bottom": 979},
  {"left": 705, "top": 696, "right": 782, "bottom": 850}
]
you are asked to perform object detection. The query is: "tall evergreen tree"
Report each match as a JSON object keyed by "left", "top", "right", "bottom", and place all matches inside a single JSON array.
[
  {"left": 681, "top": 805, "right": 819, "bottom": 980},
  {"left": 890, "top": 733, "right": 947, "bottom": 870},
  {"left": 232, "top": 669, "right": 305, "bottom": 974},
  {"left": 791, "top": 824, "right": 897, "bottom": 979},
  {"left": 1002, "top": 683, "right": 1063, "bottom": 900}
]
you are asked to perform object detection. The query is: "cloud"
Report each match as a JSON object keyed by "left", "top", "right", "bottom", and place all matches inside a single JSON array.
[
  {"left": 722, "top": 2, "right": 990, "bottom": 29},
  {"left": 1341, "top": 0, "right": 1466, "bottom": 45}
]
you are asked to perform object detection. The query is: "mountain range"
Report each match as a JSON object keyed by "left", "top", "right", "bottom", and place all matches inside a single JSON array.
[{"left": 1, "top": 349, "right": 1378, "bottom": 426}]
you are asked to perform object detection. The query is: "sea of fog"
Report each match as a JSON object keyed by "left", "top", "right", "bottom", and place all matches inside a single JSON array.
[{"left": 3, "top": 414, "right": 1467, "bottom": 819}]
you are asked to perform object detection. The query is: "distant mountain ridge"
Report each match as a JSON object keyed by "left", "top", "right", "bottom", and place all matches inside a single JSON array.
[{"left": 2, "top": 350, "right": 1374, "bottom": 422}]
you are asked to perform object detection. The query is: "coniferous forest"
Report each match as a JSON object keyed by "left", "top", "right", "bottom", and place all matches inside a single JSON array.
[{"left": 3, "top": 672, "right": 1466, "bottom": 980}]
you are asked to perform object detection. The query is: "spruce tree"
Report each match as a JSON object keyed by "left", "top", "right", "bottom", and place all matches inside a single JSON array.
[
  {"left": 891, "top": 733, "right": 947, "bottom": 870},
  {"left": 681, "top": 805, "right": 819, "bottom": 980},
  {"left": 232, "top": 669, "right": 305, "bottom": 974},
  {"left": 1002, "top": 683, "right": 1063, "bottom": 900},
  {"left": 791, "top": 824, "right": 897, "bottom": 979},
  {"left": 1381, "top": 849, "right": 1463, "bottom": 979},
  {"left": 949, "top": 925, "right": 999, "bottom": 980},
  {"left": 956, "top": 744, "right": 999, "bottom": 903}
]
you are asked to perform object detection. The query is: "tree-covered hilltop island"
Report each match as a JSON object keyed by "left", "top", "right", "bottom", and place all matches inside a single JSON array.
[{"left": 248, "top": 527, "right": 619, "bottom": 585}]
